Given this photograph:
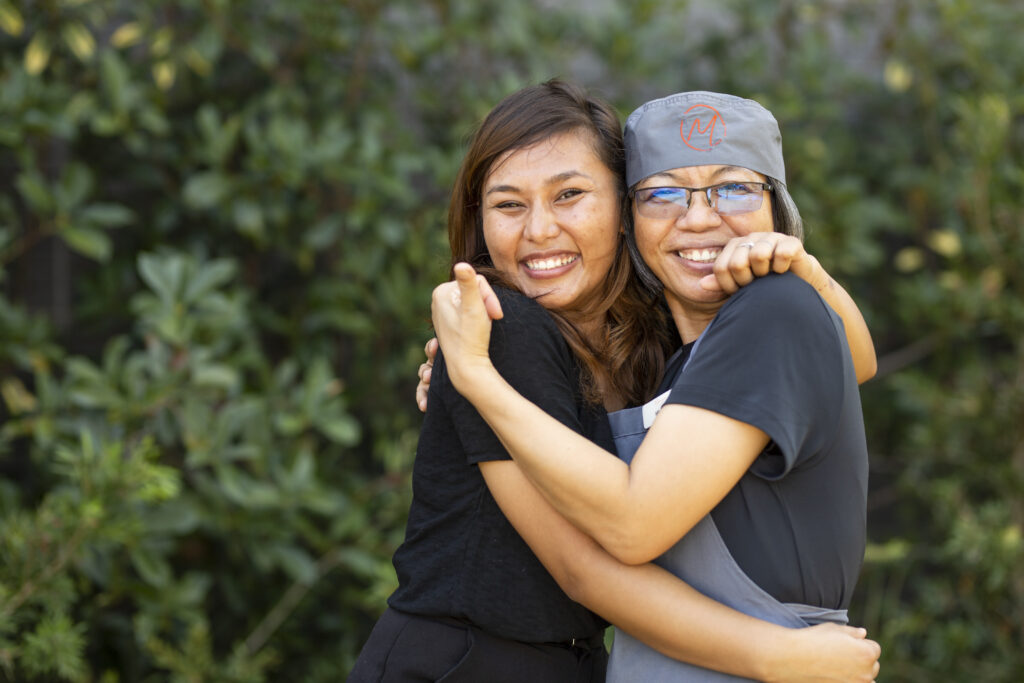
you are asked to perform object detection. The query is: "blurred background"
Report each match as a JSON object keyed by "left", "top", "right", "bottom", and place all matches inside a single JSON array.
[{"left": 0, "top": 0, "right": 1020, "bottom": 680}]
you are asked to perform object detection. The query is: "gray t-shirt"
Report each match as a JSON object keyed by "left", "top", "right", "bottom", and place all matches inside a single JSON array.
[{"left": 661, "top": 273, "right": 868, "bottom": 609}]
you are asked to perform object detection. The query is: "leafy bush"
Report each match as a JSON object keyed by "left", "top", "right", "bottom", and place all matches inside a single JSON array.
[{"left": 0, "top": 0, "right": 1020, "bottom": 680}]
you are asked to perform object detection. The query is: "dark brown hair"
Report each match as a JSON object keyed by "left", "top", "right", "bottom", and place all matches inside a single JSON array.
[{"left": 448, "top": 79, "right": 672, "bottom": 406}]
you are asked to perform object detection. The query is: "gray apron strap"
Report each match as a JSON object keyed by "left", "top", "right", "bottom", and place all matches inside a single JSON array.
[{"left": 605, "top": 325, "right": 846, "bottom": 682}]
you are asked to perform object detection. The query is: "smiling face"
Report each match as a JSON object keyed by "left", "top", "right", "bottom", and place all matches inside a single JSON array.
[
  {"left": 633, "top": 163, "right": 774, "bottom": 318},
  {"left": 482, "top": 130, "right": 622, "bottom": 312}
]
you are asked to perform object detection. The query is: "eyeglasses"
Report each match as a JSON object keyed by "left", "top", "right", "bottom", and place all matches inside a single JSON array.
[{"left": 631, "top": 181, "right": 773, "bottom": 219}]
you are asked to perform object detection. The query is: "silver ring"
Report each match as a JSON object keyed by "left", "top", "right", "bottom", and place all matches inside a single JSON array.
[{"left": 738, "top": 242, "right": 755, "bottom": 249}]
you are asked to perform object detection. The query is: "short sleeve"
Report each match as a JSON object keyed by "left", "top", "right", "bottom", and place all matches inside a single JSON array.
[
  {"left": 434, "top": 288, "right": 586, "bottom": 464},
  {"left": 665, "top": 273, "right": 847, "bottom": 479}
]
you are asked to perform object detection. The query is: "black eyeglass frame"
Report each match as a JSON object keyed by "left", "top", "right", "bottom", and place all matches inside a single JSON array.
[{"left": 629, "top": 181, "right": 774, "bottom": 217}]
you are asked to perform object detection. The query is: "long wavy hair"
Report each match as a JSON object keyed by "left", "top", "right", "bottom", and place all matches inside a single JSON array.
[{"left": 448, "top": 79, "right": 671, "bottom": 406}]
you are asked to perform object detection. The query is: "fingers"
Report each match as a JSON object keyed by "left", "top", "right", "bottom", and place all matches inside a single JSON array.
[
  {"left": 713, "top": 234, "right": 821, "bottom": 295},
  {"left": 416, "top": 362, "right": 431, "bottom": 412},
  {"left": 836, "top": 625, "right": 868, "bottom": 639},
  {"left": 769, "top": 234, "right": 802, "bottom": 274},
  {"left": 477, "top": 274, "right": 504, "bottom": 320},
  {"left": 713, "top": 236, "right": 776, "bottom": 293},
  {"left": 415, "top": 338, "right": 438, "bottom": 413},
  {"left": 451, "top": 263, "right": 504, "bottom": 319},
  {"left": 711, "top": 241, "right": 744, "bottom": 294},
  {"left": 746, "top": 237, "right": 776, "bottom": 277}
]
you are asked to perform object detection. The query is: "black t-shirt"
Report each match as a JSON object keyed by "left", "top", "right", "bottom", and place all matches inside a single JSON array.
[
  {"left": 660, "top": 273, "right": 868, "bottom": 609},
  {"left": 389, "top": 288, "right": 612, "bottom": 642}
]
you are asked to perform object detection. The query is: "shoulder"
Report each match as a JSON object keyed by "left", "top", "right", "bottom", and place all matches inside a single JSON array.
[
  {"left": 719, "top": 272, "right": 834, "bottom": 330},
  {"left": 478, "top": 287, "right": 574, "bottom": 382},
  {"left": 727, "top": 271, "right": 820, "bottom": 307},
  {"left": 490, "top": 286, "right": 564, "bottom": 344},
  {"left": 493, "top": 287, "right": 557, "bottom": 323}
]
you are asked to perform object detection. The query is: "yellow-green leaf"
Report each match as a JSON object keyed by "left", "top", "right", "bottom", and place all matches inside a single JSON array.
[
  {"left": 62, "top": 22, "right": 95, "bottom": 61},
  {"left": 153, "top": 60, "right": 175, "bottom": 90},
  {"left": 110, "top": 21, "right": 142, "bottom": 48},
  {"left": 151, "top": 26, "right": 173, "bottom": 57},
  {"left": 24, "top": 33, "right": 50, "bottom": 75},
  {"left": 1, "top": 377, "right": 38, "bottom": 414},
  {"left": 0, "top": 1, "right": 24, "bottom": 36}
]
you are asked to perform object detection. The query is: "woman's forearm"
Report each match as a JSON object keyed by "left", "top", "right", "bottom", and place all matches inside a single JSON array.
[
  {"left": 481, "top": 460, "right": 878, "bottom": 682},
  {"left": 582, "top": 555, "right": 787, "bottom": 679},
  {"left": 813, "top": 276, "right": 876, "bottom": 383},
  {"left": 461, "top": 362, "right": 642, "bottom": 552},
  {"left": 458, "top": 361, "right": 763, "bottom": 564},
  {"left": 482, "top": 460, "right": 786, "bottom": 680}
]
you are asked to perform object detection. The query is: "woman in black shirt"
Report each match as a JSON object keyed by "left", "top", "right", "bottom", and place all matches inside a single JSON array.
[{"left": 351, "top": 81, "right": 879, "bottom": 682}]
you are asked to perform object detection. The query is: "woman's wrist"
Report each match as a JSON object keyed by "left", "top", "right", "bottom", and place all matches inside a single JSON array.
[
  {"left": 750, "top": 626, "right": 802, "bottom": 683},
  {"left": 446, "top": 355, "right": 500, "bottom": 401}
]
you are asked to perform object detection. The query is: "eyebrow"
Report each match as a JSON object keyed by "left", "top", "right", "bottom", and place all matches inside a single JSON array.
[
  {"left": 640, "top": 166, "right": 759, "bottom": 187},
  {"left": 710, "top": 165, "right": 755, "bottom": 180},
  {"left": 485, "top": 170, "right": 592, "bottom": 196}
]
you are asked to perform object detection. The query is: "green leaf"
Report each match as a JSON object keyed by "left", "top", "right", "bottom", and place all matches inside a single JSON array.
[
  {"left": 269, "top": 544, "right": 317, "bottom": 585},
  {"left": 15, "top": 170, "right": 52, "bottom": 213},
  {"left": 317, "top": 414, "right": 360, "bottom": 445},
  {"left": 54, "top": 163, "right": 93, "bottom": 212},
  {"left": 138, "top": 252, "right": 185, "bottom": 303},
  {"left": 182, "top": 172, "right": 231, "bottom": 209},
  {"left": 192, "top": 363, "right": 238, "bottom": 390},
  {"left": 99, "top": 50, "right": 130, "bottom": 113},
  {"left": 232, "top": 199, "right": 264, "bottom": 240},
  {"left": 80, "top": 202, "right": 134, "bottom": 227},
  {"left": 183, "top": 258, "right": 236, "bottom": 301},
  {"left": 20, "top": 614, "right": 87, "bottom": 681},
  {"left": 61, "top": 226, "right": 112, "bottom": 262},
  {"left": 131, "top": 547, "right": 172, "bottom": 588}
]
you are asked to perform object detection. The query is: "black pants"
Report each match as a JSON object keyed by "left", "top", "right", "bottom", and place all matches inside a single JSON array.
[{"left": 348, "top": 608, "right": 607, "bottom": 683}]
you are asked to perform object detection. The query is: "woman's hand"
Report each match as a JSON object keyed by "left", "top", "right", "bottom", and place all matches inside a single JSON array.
[
  {"left": 701, "top": 233, "right": 877, "bottom": 383},
  {"left": 701, "top": 234, "right": 829, "bottom": 295},
  {"left": 415, "top": 338, "right": 438, "bottom": 412},
  {"left": 418, "top": 267, "right": 505, "bottom": 411},
  {"left": 430, "top": 263, "right": 503, "bottom": 393},
  {"left": 765, "top": 623, "right": 881, "bottom": 683}
]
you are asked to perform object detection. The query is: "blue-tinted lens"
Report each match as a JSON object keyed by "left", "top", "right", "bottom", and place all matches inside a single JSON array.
[
  {"left": 638, "top": 187, "right": 689, "bottom": 205},
  {"left": 714, "top": 183, "right": 764, "bottom": 214}
]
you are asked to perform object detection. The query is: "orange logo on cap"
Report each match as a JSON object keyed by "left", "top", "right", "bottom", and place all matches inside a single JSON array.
[{"left": 680, "top": 104, "right": 726, "bottom": 152}]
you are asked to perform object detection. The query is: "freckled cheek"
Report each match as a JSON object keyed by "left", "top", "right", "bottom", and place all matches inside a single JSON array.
[
  {"left": 570, "top": 206, "right": 620, "bottom": 259},
  {"left": 483, "top": 220, "right": 521, "bottom": 268}
]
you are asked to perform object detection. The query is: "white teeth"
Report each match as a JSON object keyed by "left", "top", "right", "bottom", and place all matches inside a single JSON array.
[
  {"left": 525, "top": 254, "right": 578, "bottom": 271},
  {"left": 678, "top": 248, "right": 721, "bottom": 263}
]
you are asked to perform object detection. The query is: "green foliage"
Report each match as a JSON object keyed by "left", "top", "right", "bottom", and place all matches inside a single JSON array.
[{"left": 0, "top": 0, "right": 1020, "bottom": 680}]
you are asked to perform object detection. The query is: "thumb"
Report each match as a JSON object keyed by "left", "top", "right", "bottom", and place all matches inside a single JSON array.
[
  {"left": 452, "top": 262, "right": 487, "bottom": 314},
  {"left": 700, "top": 274, "right": 724, "bottom": 292},
  {"left": 476, "top": 274, "right": 504, "bottom": 320},
  {"left": 837, "top": 625, "right": 868, "bottom": 639}
]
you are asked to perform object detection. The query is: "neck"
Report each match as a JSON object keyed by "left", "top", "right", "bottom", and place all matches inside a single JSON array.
[
  {"left": 564, "top": 310, "right": 627, "bottom": 411},
  {"left": 554, "top": 302, "right": 608, "bottom": 345},
  {"left": 666, "top": 298, "right": 720, "bottom": 344}
]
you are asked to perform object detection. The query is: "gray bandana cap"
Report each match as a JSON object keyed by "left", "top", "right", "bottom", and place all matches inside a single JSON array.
[{"left": 624, "top": 91, "right": 786, "bottom": 188}]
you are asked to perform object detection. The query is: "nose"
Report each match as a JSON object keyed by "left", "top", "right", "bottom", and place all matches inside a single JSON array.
[
  {"left": 523, "top": 204, "right": 560, "bottom": 241},
  {"left": 676, "top": 191, "right": 721, "bottom": 231}
]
